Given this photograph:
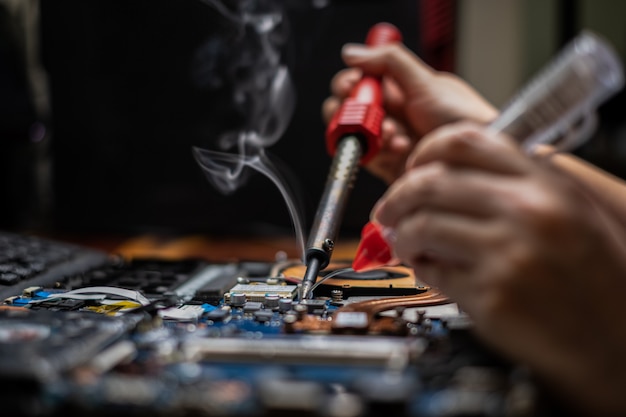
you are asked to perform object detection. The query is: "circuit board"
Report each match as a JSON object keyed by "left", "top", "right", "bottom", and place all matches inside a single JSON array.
[{"left": 0, "top": 257, "right": 559, "bottom": 416}]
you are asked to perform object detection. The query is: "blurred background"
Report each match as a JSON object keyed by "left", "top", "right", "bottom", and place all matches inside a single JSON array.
[{"left": 1, "top": 0, "right": 625, "bottom": 243}]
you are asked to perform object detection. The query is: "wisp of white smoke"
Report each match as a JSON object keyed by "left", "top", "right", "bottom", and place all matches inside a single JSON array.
[{"left": 192, "top": 0, "right": 306, "bottom": 258}]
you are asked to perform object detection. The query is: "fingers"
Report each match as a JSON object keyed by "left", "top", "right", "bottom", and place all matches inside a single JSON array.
[
  {"left": 324, "top": 67, "right": 407, "bottom": 123},
  {"left": 393, "top": 210, "right": 490, "bottom": 287},
  {"left": 395, "top": 209, "right": 487, "bottom": 264},
  {"left": 406, "top": 122, "right": 531, "bottom": 175},
  {"left": 322, "top": 94, "right": 414, "bottom": 184},
  {"left": 340, "top": 43, "right": 433, "bottom": 118},
  {"left": 330, "top": 67, "right": 362, "bottom": 98},
  {"left": 321, "top": 96, "right": 339, "bottom": 125},
  {"left": 321, "top": 68, "right": 364, "bottom": 124},
  {"left": 362, "top": 118, "right": 413, "bottom": 183},
  {"left": 373, "top": 162, "right": 505, "bottom": 228},
  {"left": 341, "top": 43, "right": 435, "bottom": 95}
]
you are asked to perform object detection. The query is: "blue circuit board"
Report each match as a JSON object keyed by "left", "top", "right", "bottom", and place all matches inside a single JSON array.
[{"left": 0, "top": 258, "right": 560, "bottom": 417}]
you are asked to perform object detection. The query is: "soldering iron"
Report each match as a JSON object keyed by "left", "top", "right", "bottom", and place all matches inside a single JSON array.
[{"left": 299, "top": 22, "right": 403, "bottom": 300}]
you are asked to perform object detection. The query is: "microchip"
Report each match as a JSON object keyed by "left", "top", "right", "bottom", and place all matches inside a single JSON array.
[
  {"left": 206, "top": 309, "right": 230, "bottom": 322},
  {"left": 300, "top": 299, "right": 327, "bottom": 313},
  {"left": 224, "top": 284, "right": 298, "bottom": 303},
  {"left": 253, "top": 310, "right": 274, "bottom": 323},
  {"left": 243, "top": 302, "right": 263, "bottom": 313}
]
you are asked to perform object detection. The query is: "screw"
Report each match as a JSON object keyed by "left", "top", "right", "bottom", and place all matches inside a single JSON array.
[{"left": 331, "top": 289, "right": 343, "bottom": 302}]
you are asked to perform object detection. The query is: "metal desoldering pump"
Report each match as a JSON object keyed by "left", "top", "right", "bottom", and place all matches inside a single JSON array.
[{"left": 299, "top": 22, "right": 403, "bottom": 300}]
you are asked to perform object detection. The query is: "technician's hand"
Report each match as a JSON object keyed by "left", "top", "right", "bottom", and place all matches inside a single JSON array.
[
  {"left": 322, "top": 42, "right": 497, "bottom": 184},
  {"left": 372, "top": 122, "right": 626, "bottom": 416}
]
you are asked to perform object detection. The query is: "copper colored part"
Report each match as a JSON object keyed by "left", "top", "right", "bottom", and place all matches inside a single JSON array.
[
  {"left": 287, "top": 314, "right": 332, "bottom": 333},
  {"left": 0, "top": 305, "right": 29, "bottom": 311},
  {"left": 338, "top": 290, "right": 450, "bottom": 315},
  {"left": 286, "top": 290, "right": 450, "bottom": 334},
  {"left": 277, "top": 258, "right": 450, "bottom": 335},
  {"left": 274, "top": 260, "right": 424, "bottom": 291},
  {"left": 331, "top": 290, "right": 449, "bottom": 333},
  {"left": 368, "top": 316, "right": 408, "bottom": 335}
]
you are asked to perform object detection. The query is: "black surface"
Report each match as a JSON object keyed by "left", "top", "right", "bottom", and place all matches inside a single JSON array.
[{"left": 38, "top": 0, "right": 420, "bottom": 238}]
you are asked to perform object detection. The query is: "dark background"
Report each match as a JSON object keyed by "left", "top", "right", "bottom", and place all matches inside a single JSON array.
[
  {"left": 4, "top": 0, "right": 421, "bottom": 239},
  {"left": 1, "top": 0, "right": 624, "bottom": 241}
]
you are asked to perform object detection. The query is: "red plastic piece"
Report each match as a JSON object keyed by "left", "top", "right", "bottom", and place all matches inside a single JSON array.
[
  {"left": 325, "top": 22, "right": 403, "bottom": 165},
  {"left": 352, "top": 221, "right": 397, "bottom": 272}
]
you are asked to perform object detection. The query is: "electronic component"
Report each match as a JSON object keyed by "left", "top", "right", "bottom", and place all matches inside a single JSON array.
[
  {"left": 0, "top": 309, "right": 128, "bottom": 379},
  {"left": 0, "top": 255, "right": 558, "bottom": 417},
  {"left": 300, "top": 299, "right": 327, "bottom": 314},
  {"left": 174, "top": 263, "right": 241, "bottom": 303},
  {"left": 0, "top": 231, "right": 568, "bottom": 417},
  {"left": 224, "top": 283, "right": 298, "bottom": 304},
  {"left": 183, "top": 335, "right": 426, "bottom": 366},
  {"left": 243, "top": 301, "right": 263, "bottom": 313},
  {"left": 277, "top": 260, "right": 436, "bottom": 298}
]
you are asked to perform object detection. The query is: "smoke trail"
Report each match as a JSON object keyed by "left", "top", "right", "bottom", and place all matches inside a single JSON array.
[
  {"left": 192, "top": 0, "right": 306, "bottom": 258},
  {"left": 193, "top": 145, "right": 306, "bottom": 257}
]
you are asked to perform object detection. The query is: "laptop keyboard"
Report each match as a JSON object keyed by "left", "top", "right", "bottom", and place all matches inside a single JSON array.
[{"left": 0, "top": 230, "right": 110, "bottom": 300}]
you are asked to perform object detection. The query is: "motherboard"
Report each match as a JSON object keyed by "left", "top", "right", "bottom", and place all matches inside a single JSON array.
[{"left": 0, "top": 252, "right": 562, "bottom": 416}]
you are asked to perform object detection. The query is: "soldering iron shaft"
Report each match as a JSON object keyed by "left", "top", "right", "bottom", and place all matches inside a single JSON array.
[{"left": 300, "top": 135, "right": 362, "bottom": 299}]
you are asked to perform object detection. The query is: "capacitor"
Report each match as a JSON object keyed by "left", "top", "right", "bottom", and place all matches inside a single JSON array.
[
  {"left": 264, "top": 294, "right": 280, "bottom": 310},
  {"left": 278, "top": 298, "right": 293, "bottom": 313},
  {"left": 230, "top": 292, "right": 246, "bottom": 307}
]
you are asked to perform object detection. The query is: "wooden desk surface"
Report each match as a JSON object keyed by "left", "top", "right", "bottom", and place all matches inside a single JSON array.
[{"left": 67, "top": 233, "right": 361, "bottom": 263}]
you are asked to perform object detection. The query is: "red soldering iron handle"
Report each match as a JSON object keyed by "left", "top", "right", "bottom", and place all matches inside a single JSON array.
[{"left": 325, "top": 22, "right": 403, "bottom": 165}]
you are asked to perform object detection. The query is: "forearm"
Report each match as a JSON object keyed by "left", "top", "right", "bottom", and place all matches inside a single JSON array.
[{"left": 535, "top": 145, "right": 626, "bottom": 228}]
